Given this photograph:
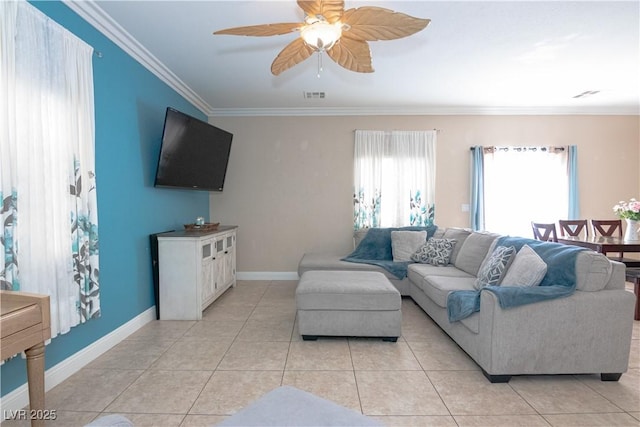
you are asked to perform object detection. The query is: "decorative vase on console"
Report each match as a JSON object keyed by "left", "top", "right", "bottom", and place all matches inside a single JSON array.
[{"left": 613, "top": 198, "right": 640, "bottom": 242}]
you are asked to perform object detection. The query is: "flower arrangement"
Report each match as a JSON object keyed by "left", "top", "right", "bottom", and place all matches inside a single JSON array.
[{"left": 613, "top": 198, "right": 640, "bottom": 221}]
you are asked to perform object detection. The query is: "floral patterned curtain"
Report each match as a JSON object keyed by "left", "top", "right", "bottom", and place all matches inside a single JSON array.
[
  {"left": 1, "top": 0, "right": 100, "bottom": 337},
  {"left": 353, "top": 130, "right": 436, "bottom": 230}
]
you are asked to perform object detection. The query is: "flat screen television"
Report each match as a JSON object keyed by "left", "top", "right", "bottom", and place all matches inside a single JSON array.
[{"left": 154, "top": 107, "right": 233, "bottom": 191}]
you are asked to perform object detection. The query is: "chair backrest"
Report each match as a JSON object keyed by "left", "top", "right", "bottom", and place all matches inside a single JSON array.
[
  {"left": 531, "top": 222, "right": 558, "bottom": 242},
  {"left": 558, "top": 219, "right": 589, "bottom": 238},
  {"left": 591, "top": 219, "right": 623, "bottom": 237}
]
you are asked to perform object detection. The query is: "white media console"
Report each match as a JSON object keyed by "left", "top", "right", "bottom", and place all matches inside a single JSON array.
[{"left": 157, "top": 226, "right": 237, "bottom": 320}]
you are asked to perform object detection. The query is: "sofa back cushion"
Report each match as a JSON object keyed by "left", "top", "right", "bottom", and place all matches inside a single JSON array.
[
  {"left": 442, "top": 228, "right": 472, "bottom": 265},
  {"left": 454, "top": 232, "right": 500, "bottom": 276},
  {"left": 431, "top": 227, "right": 446, "bottom": 239},
  {"left": 354, "top": 229, "right": 369, "bottom": 249},
  {"left": 391, "top": 231, "right": 427, "bottom": 261},
  {"left": 575, "top": 251, "right": 613, "bottom": 291}
]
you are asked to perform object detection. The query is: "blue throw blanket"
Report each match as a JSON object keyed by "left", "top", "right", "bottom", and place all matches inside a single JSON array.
[
  {"left": 342, "top": 226, "right": 437, "bottom": 279},
  {"left": 447, "top": 236, "right": 586, "bottom": 322}
]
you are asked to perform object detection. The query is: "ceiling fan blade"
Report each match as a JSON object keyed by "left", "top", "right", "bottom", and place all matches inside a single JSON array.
[
  {"left": 342, "top": 7, "right": 430, "bottom": 40},
  {"left": 214, "top": 23, "right": 301, "bottom": 37},
  {"left": 297, "top": 0, "right": 344, "bottom": 23},
  {"left": 327, "top": 37, "right": 373, "bottom": 73},
  {"left": 271, "top": 38, "right": 315, "bottom": 75}
]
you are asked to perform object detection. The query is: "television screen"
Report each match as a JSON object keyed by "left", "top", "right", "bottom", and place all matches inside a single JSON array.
[{"left": 154, "top": 107, "right": 233, "bottom": 191}]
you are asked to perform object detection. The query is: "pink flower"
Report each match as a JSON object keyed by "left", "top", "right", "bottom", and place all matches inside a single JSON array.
[{"left": 614, "top": 198, "right": 640, "bottom": 221}]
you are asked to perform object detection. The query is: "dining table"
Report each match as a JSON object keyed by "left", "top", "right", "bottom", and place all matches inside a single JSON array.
[
  {"left": 557, "top": 235, "right": 640, "bottom": 320},
  {"left": 556, "top": 235, "right": 640, "bottom": 256}
]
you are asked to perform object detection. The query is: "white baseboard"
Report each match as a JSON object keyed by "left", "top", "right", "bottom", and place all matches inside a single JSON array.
[
  {"left": 0, "top": 306, "right": 156, "bottom": 414},
  {"left": 237, "top": 271, "right": 299, "bottom": 281}
]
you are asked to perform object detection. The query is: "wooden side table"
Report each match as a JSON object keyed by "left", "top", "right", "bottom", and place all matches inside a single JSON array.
[{"left": 1, "top": 291, "right": 51, "bottom": 427}]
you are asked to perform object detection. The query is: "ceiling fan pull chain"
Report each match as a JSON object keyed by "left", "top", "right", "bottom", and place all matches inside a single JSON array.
[{"left": 317, "top": 52, "right": 323, "bottom": 78}]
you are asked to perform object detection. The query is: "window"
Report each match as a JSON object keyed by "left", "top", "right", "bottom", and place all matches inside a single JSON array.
[
  {"left": 353, "top": 130, "right": 436, "bottom": 229},
  {"left": 470, "top": 146, "right": 578, "bottom": 238}
]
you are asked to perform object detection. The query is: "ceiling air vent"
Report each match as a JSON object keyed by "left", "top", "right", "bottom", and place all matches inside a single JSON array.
[
  {"left": 573, "top": 90, "right": 600, "bottom": 99},
  {"left": 304, "top": 91, "right": 326, "bottom": 99}
]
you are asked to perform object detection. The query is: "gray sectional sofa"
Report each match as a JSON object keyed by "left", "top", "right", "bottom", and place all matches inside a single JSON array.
[{"left": 298, "top": 227, "right": 636, "bottom": 382}]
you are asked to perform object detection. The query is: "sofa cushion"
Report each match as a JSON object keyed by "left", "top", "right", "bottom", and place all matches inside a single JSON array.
[
  {"left": 391, "top": 231, "right": 427, "bottom": 262},
  {"left": 296, "top": 271, "right": 400, "bottom": 311},
  {"left": 442, "top": 228, "right": 472, "bottom": 265},
  {"left": 475, "top": 245, "right": 517, "bottom": 289},
  {"left": 354, "top": 228, "right": 369, "bottom": 249},
  {"left": 431, "top": 227, "right": 446, "bottom": 239},
  {"left": 454, "top": 232, "right": 500, "bottom": 276},
  {"left": 411, "top": 238, "right": 457, "bottom": 265},
  {"left": 419, "top": 275, "right": 477, "bottom": 308},
  {"left": 407, "top": 263, "right": 474, "bottom": 286},
  {"left": 346, "top": 226, "right": 437, "bottom": 261},
  {"left": 501, "top": 244, "right": 547, "bottom": 287},
  {"left": 575, "top": 251, "right": 613, "bottom": 291}
]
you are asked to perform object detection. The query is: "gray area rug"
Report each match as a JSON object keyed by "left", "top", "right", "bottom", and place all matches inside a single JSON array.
[{"left": 217, "top": 385, "right": 383, "bottom": 426}]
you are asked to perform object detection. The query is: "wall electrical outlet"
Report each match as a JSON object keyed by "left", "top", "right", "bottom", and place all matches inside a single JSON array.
[{"left": 461, "top": 204, "right": 470, "bottom": 212}]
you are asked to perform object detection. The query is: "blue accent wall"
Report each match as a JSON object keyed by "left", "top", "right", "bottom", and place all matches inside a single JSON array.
[{"left": 1, "top": 1, "right": 210, "bottom": 396}]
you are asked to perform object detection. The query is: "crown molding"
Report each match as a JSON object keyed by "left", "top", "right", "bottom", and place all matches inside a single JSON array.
[
  {"left": 62, "top": 0, "right": 213, "bottom": 115},
  {"left": 208, "top": 105, "right": 640, "bottom": 117}
]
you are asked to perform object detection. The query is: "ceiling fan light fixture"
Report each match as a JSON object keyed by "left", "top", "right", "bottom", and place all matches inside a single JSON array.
[
  {"left": 214, "top": 0, "right": 430, "bottom": 75},
  {"left": 300, "top": 19, "right": 343, "bottom": 52}
]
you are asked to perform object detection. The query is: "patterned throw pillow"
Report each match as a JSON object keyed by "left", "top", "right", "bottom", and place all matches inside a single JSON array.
[
  {"left": 475, "top": 245, "right": 517, "bottom": 290},
  {"left": 411, "top": 238, "right": 457, "bottom": 266}
]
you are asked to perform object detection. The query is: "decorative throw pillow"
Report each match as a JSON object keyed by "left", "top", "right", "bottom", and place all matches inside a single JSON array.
[
  {"left": 391, "top": 231, "right": 428, "bottom": 262},
  {"left": 411, "top": 238, "right": 457, "bottom": 266},
  {"left": 475, "top": 245, "right": 517, "bottom": 290},
  {"left": 501, "top": 244, "right": 547, "bottom": 287}
]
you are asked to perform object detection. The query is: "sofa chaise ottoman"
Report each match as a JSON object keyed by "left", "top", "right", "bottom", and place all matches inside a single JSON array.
[{"left": 295, "top": 270, "right": 401, "bottom": 341}]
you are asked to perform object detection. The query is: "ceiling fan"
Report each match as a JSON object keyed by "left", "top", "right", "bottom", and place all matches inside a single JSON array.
[{"left": 213, "top": 0, "right": 430, "bottom": 76}]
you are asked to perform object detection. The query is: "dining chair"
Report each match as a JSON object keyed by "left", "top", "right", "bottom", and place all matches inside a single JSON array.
[
  {"left": 591, "top": 219, "right": 623, "bottom": 259},
  {"left": 558, "top": 219, "right": 589, "bottom": 238},
  {"left": 590, "top": 219, "right": 640, "bottom": 267},
  {"left": 531, "top": 222, "right": 558, "bottom": 242},
  {"left": 591, "top": 219, "right": 623, "bottom": 238}
]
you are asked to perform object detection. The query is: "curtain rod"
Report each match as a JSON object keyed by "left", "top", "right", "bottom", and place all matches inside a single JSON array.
[
  {"left": 354, "top": 129, "right": 441, "bottom": 133},
  {"left": 469, "top": 145, "right": 565, "bottom": 152}
]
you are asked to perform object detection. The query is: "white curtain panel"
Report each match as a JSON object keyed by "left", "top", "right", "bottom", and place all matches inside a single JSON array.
[
  {"left": 1, "top": 0, "right": 99, "bottom": 337},
  {"left": 354, "top": 130, "right": 436, "bottom": 229},
  {"left": 354, "top": 131, "right": 385, "bottom": 228},
  {"left": 483, "top": 147, "right": 568, "bottom": 238}
]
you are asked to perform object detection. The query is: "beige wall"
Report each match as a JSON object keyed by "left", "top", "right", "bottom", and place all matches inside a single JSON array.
[{"left": 209, "top": 115, "right": 640, "bottom": 274}]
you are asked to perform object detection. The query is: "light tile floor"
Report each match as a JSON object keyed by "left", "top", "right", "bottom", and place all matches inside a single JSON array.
[{"left": 3, "top": 280, "right": 639, "bottom": 427}]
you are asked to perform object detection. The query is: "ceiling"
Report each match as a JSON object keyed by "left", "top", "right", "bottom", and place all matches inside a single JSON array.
[{"left": 66, "top": 1, "right": 639, "bottom": 117}]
